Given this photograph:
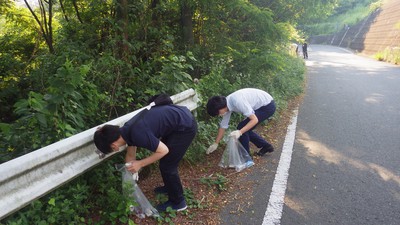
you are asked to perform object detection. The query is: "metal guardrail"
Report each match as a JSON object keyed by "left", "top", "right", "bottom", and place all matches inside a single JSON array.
[{"left": 0, "top": 89, "right": 198, "bottom": 220}]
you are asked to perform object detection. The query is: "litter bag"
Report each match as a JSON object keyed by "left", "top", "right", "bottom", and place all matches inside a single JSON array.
[
  {"left": 115, "top": 164, "right": 160, "bottom": 218},
  {"left": 219, "top": 136, "right": 254, "bottom": 172}
]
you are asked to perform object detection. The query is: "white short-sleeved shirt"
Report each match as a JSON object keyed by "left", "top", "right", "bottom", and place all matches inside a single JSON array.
[{"left": 220, "top": 88, "right": 273, "bottom": 129}]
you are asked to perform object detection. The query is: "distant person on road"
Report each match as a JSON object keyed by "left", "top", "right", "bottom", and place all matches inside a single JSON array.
[
  {"left": 302, "top": 42, "right": 308, "bottom": 59},
  {"left": 205, "top": 88, "right": 276, "bottom": 157},
  {"left": 93, "top": 94, "right": 197, "bottom": 212}
]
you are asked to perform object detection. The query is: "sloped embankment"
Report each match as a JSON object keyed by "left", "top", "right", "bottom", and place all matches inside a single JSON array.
[{"left": 311, "top": 0, "right": 400, "bottom": 56}]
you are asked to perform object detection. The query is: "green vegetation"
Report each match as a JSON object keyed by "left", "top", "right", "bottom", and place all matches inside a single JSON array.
[
  {"left": 155, "top": 188, "right": 205, "bottom": 224},
  {"left": 374, "top": 20, "right": 400, "bottom": 65},
  {"left": 0, "top": 0, "right": 334, "bottom": 223},
  {"left": 374, "top": 47, "right": 400, "bottom": 64},
  {"left": 301, "top": 0, "right": 382, "bottom": 36},
  {"left": 200, "top": 173, "right": 229, "bottom": 192}
]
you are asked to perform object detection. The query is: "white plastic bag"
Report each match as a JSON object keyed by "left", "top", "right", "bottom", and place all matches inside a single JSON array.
[
  {"left": 219, "top": 136, "right": 254, "bottom": 172},
  {"left": 115, "top": 164, "right": 160, "bottom": 218}
]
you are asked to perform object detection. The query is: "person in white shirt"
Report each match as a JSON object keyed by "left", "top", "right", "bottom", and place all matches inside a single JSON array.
[{"left": 206, "top": 88, "right": 276, "bottom": 156}]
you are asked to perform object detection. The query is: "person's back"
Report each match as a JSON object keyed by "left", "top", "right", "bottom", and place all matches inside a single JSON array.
[
  {"left": 302, "top": 42, "right": 308, "bottom": 59},
  {"left": 302, "top": 43, "right": 307, "bottom": 51}
]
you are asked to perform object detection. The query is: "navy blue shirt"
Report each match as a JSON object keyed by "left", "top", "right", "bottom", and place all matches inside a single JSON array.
[{"left": 120, "top": 105, "right": 195, "bottom": 152}]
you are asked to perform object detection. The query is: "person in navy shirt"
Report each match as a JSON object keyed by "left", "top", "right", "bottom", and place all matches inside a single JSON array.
[{"left": 94, "top": 94, "right": 197, "bottom": 212}]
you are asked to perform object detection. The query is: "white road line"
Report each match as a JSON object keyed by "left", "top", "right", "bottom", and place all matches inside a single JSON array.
[{"left": 262, "top": 109, "right": 298, "bottom": 225}]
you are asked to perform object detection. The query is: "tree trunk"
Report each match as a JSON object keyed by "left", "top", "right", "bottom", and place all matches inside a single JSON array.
[
  {"left": 180, "top": 0, "right": 194, "bottom": 48},
  {"left": 24, "top": 0, "right": 54, "bottom": 54},
  {"left": 72, "top": 0, "right": 83, "bottom": 23},
  {"left": 59, "top": 0, "right": 69, "bottom": 22},
  {"left": 115, "top": 0, "right": 129, "bottom": 60}
]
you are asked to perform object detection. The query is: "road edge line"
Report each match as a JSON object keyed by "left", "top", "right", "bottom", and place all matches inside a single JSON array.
[{"left": 262, "top": 109, "right": 299, "bottom": 225}]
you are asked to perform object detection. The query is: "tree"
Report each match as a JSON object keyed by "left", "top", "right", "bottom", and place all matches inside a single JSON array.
[
  {"left": 0, "top": 3, "right": 41, "bottom": 122},
  {"left": 115, "top": 0, "right": 129, "bottom": 60},
  {"left": 24, "top": 0, "right": 55, "bottom": 53},
  {"left": 250, "top": 0, "right": 338, "bottom": 24},
  {"left": 180, "top": 0, "right": 195, "bottom": 48}
]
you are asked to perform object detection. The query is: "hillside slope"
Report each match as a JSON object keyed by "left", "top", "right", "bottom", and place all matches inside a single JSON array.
[{"left": 310, "top": 0, "right": 400, "bottom": 56}]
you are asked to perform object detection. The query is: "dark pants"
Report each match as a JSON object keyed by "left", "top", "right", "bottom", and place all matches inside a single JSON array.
[
  {"left": 303, "top": 50, "right": 308, "bottom": 59},
  {"left": 159, "top": 120, "right": 197, "bottom": 204},
  {"left": 237, "top": 101, "right": 276, "bottom": 154}
]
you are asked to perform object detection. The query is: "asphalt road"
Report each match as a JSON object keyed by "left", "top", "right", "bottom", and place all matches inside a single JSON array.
[{"left": 220, "top": 45, "right": 400, "bottom": 225}]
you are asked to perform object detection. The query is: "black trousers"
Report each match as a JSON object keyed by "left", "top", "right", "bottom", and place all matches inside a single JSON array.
[
  {"left": 237, "top": 100, "right": 276, "bottom": 154},
  {"left": 159, "top": 120, "right": 197, "bottom": 204}
]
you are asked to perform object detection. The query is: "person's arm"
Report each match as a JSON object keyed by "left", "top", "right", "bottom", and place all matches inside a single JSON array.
[
  {"left": 239, "top": 114, "right": 258, "bottom": 134},
  {"left": 214, "top": 114, "right": 259, "bottom": 144},
  {"left": 215, "top": 127, "right": 226, "bottom": 144},
  {"left": 125, "top": 146, "right": 137, "bottom": 163},
  {"left": 126, "top": 141, "right": 169, "bottom": 173}
]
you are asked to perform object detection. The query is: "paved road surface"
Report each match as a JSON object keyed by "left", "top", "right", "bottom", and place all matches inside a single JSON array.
[{"left": 220, "top": 45, "right": 400, "bottom": 225}]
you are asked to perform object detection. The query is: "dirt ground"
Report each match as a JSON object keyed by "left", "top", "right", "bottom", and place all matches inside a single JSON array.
[{"left": 130, "top": 96, "right": 302, "bottom": 225}]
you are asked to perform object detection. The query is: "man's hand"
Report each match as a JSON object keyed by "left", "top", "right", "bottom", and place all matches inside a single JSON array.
[
  {"left": 230, "top": 130, "right": 242, "bottom": 139},
  {"left": 206, "top": 143, "right": 218, "bottom": 154},
  {"left": 126, "top": 160, "right": 142, "bottom": 174}
]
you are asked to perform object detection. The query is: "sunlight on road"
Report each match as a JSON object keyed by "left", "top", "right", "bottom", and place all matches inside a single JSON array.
[
  {"left": 306, "top": 46, "right": 398, "bottom": 72},
  {"left": 283, "top": 195, "right": 310, "bottom": 217},
  {"left": 365, "top": 93, "right": 384, "bottom": 104},
  {"left": 296, "top": 130, "right": 341, "bottom": 165},
  {"left": 296, "top": 129, "right": 400, "bottom": 187},
  {"left": 305, "top": 60, "right": 315, "bottom": 66}
]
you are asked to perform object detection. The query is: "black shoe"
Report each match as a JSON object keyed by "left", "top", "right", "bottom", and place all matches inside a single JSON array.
[
  {"left": 156, "top": 200, "right": 187, "bottom": 212},
  {"left": 154, "top": 186, "right": 168, "bottom": 194},
  {"left": 256, "top": 145, "right": 274, "bottom": 156}
]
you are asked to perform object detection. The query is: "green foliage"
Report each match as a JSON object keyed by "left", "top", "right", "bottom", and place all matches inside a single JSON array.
[
  {"left": 195, "top": 58, "right": 237, "bottom": 102},
  {"left": 251, "top": 0, "right": 338, "bottom": 24},
  {"left": 0, "top": 5, "right": 42, "bottom": 123},
  {"left": 154, "top": 188, "right": 204, "bottom": 224},
  {"left": 0, "top": 59, "right": 105, "bottom": 162},
  {"left": 183, "top": 188, "right": 204, "bottom": 209},
  {"left": 1, "top": 157, "right": 138, "bottom": 225},
  {"left": 184, "top": 120, "right": 219, "bottom": 163},
  {"left": 374, "top": 47, "right": 400, "bottom": 65},
  {"left": 3, "top": 182, "right": 91, "bottom": 225},
  {"left": 84, "top": 158, "right": 138, "bottom": 224},
  {"left": 334, "top": 0, "right": 379, "bottom": 15},
  {"left": 137, "top": 51, "right": 196, "bottom": 98},
  {"left": 200, "top": 173, "right": 228, "bottom": 192},
  {"left": 302, "top": 0, "right": 381, "bottom": 35}
]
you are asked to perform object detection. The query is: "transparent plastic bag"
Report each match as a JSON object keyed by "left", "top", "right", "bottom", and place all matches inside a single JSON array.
[
  {"left": 219, "top": 136, "right": 254, "bottom": 172},
  {"left": 115, "top": 164, "right": 160, "bottom": 218}
]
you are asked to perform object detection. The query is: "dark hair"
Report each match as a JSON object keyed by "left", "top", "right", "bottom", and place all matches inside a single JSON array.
[
  {"left": 147, "top": 93, "right": 173, "bottom": 106},
  {"left": 206, "top": 96, "right": 227, "bottom": 117},
  {"left": 93, "top": 125, "right": 121, "bottom": 154}
]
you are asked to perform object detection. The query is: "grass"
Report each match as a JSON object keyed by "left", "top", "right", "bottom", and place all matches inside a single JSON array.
[{"left": 305, "top": 0, "right": 383, "bottom": 35}]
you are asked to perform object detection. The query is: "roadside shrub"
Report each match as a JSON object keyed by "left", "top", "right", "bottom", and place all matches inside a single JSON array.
[{"left": 374, "top": 47, "right": 400, "bottom": 64}]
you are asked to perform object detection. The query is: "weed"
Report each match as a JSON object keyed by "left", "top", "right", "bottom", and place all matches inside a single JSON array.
[
  {"left": 200, "top": 173, "right": 228, "bottom": 192},
  {"left": 374, "top": 47, "right": 400, "bottom": 64}
]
